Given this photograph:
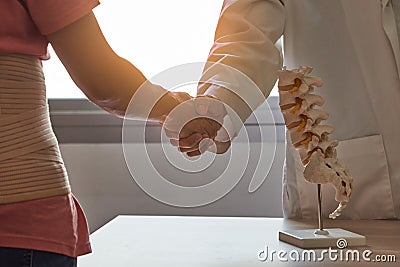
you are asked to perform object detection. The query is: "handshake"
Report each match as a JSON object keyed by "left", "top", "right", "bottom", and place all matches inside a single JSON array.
[{"left": 159, "top": 91, "right": 232, "bottom": 156}]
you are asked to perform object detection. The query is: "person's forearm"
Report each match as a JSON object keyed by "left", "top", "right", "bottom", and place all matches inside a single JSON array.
[
  {"left": 198, "top": 0, "right": 285, "bottom": 134},
  {"left": 61, "top": 52, "right": 178, "bottom": 122},
  {"left": 47, "top": 12, "right": 179, "bottom": 122},
  {"left": 80, "top": 55, "right": 146, "bottom": 117},
  {"left": 79, "top": 55, "right": 179, "bottom": 122}
]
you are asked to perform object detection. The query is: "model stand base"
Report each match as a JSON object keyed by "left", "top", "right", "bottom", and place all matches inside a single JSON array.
[{"left": 279, "top": 228, "right": 366, "bottom": 249}]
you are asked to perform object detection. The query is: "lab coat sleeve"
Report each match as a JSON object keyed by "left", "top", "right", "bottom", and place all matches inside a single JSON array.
[{"left": 198, "top": 0, "right": 285, "bottom": 137}]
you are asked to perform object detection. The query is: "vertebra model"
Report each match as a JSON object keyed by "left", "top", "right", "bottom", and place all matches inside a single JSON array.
[{"left": 277, "top": 66, "right": 353, "bottom": 219}]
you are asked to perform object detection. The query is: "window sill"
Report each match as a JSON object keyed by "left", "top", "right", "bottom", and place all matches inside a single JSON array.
[{"left": 49, "top": 96, "right": 285, "bottom": 143}]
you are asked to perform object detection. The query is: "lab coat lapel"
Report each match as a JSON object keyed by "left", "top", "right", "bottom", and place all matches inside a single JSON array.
[{"left": 382, "top": 0, "right": 400, "bottom": 77}]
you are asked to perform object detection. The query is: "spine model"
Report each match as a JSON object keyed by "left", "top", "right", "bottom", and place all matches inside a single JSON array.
[{"left": 277, "top": 66, "right": 353, "bottom": 219}]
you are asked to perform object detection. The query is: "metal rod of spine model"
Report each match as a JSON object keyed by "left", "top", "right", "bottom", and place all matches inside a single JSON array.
[
  {"left": 277, "top": 66, "right": 354, "bottom": 222},
  {"left": 316, "top": 184, "right": 327, "bottom": 234}
]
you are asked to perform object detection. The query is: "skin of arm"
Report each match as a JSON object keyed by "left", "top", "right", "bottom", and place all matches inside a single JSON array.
[{"left": 47, "top": 11, "right": 190, "bottom": 122}]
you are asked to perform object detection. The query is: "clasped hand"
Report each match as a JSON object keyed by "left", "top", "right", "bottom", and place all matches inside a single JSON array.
[{"left": 163, "top": 93, "right": 231, "bottom": 156}]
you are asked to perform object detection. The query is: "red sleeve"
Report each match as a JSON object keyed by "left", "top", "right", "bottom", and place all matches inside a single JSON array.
[{"left": 26, "top": 0, "right": 100, "bottom": 35}]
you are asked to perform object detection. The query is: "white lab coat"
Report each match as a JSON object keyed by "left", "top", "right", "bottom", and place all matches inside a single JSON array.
[{"left": 199, "top": 0, "right": 400, "bottom": 219}]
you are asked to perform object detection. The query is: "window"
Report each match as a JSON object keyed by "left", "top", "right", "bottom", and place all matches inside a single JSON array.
[
  {"left": 46, "top": 1, "right": 283, "bottom": 143},
  {"left": 43, "top": 0, "right": 280, "bottom": 99},
  {"left": 44, "top": 0, "right": 223, "bottom": 98}
]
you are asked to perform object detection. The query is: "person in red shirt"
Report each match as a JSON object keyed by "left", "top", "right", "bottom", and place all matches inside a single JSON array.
[{"left": 0, "top": 1, "right": 190, "bottom": 266}]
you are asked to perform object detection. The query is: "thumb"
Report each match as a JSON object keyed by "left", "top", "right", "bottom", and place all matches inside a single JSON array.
[{"left": 193, "top": 97, "right": 210, "bottom": 115}]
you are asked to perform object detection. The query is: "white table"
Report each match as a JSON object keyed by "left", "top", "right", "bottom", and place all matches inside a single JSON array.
[{"left": 78, "top": 216, "right": 400, "bottom": 266}]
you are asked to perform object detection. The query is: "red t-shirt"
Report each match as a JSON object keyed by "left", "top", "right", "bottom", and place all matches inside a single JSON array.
[
  {"left": 0, "top": 0, "right": 100, "bottom": 257},
  {"left": 0, "top": 195, "right": 92, "bottom": 257},
  {"left": 0, "top": 0, "right": 99, "bottom": 59}
]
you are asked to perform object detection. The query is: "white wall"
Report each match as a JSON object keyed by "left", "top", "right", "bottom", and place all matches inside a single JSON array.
[{"left": 60, "top": 142, "right": 286, "bottom": 233}]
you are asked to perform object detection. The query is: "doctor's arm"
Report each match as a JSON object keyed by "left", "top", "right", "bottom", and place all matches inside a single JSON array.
[
  {"left": 47, "top": 12, "right": 190, "bottom": 121},
  {"left": 170, "top": 0, "right": 285, "bottom": 155}
]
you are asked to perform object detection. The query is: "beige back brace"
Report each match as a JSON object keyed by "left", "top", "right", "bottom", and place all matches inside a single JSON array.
[{"left": 0, "top": 54, "right": 71, "bottom": 204}]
